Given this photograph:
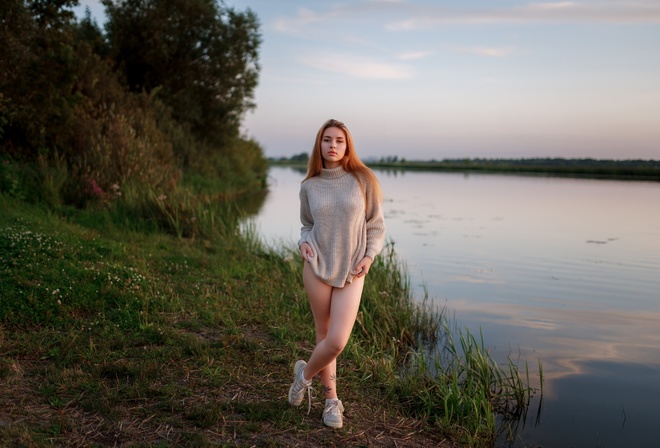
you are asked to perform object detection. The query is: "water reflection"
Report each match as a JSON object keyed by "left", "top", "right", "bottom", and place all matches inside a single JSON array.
[
  {"left": 231, "top": 189, "right": 268, "bottom": 217},
  {"left": 452, "top": 301, "right": 660, "bottom": 387},
  {"left": 517, "top": 361, "right": 660, "bottom": 448},
  {"left": 249, "top": 166, "right": 660, "bottom": 448}
]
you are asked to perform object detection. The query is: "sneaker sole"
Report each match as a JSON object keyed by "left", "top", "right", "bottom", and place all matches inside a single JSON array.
[{"left": 323, "top": 419, "right": 343, "bottom": 429}]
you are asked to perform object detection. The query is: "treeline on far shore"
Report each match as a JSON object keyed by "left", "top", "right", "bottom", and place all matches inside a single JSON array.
[{"left": 271, "top": 154, "right": 660, "bottom": 181}]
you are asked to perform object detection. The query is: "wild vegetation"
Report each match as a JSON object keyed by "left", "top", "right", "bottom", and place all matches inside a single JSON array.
[
  {"left": 0, "top": 191, "right": 541, "bottom": 447},
  {"left": 1, "top": 0, "right": 266, "bottom": 210},
  {"left": 1, "top": 1, "right": 541, "bottom": 447}
]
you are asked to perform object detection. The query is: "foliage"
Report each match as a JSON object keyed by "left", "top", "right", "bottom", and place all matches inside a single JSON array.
[
  {"left": 388, "top": 326, "right": 542, "bottom": 446},
  {"left": 269, "top": 152, "right": 310, "bottom": 166},
  {"left": 0, "top": 0, "right": 266, "bottom": 210},
  {"left": 0, "top": 1, "right": 35, "bottom": 99},
  {"left": 103, "top": 0, "right": 261, "bottom": 147},
  {"left": 0, "top": 0, "right": 78, "bottom": 160}
]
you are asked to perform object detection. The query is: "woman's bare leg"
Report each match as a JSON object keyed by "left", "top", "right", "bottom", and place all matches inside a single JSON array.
[
  {"left": 302, "top": 263, "right": 364, "bottom": 396},
  {"left": 303, "top": 263, "right": 335, "bottom": 397}
]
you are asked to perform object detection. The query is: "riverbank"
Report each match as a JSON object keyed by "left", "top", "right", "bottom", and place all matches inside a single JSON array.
[
  {"left": 0, "top": 191, "right": 537, "bottom": 447},
  {"left": 0, "top": 194, "right": 451, "bottom": 447}
]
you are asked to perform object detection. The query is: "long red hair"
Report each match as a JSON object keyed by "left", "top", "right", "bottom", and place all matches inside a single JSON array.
[{"left": 304, "top": 119, "right": 383, "bottom": 203}]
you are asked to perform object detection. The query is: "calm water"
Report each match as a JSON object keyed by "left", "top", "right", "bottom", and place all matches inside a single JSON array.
[{"left": 248, "top": 166, "right": 660, "bottom": 448}]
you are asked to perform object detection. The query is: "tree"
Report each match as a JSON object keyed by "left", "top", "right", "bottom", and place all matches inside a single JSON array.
[
  {"left": 0, "top": 0, "right": 81, "bottom": 158},
  {"left": 103, "top": 0, "right": 261, "bottom": 148},
  {"left": 76, "top": 7, "right": 109, "bottom": 58},
  {"left": 290, "top": 152, "right": 309, "bottom": 163},
  {"left": 27, "top": 0, "right": 77, "bottom": 28}
]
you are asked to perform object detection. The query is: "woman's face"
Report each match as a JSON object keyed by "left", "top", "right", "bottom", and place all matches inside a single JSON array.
[{"left": 320, "top": 126, "right": 347, "bottom": 169}]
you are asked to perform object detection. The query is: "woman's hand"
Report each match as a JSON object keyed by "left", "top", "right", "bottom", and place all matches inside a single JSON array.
[
  {"left": 352, "top": 256, "right": 373, "bottom": 278},
  {"left": 300, "top": 242, "right": 314, "bottom": 262}
]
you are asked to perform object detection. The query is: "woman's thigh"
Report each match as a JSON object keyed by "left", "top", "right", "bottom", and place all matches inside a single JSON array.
[
  {"left": 327, "top": 275, "right": 364, "bottom": 348},
  {"left": 303, "top": 262, "right": 333, "bottom": 337}
]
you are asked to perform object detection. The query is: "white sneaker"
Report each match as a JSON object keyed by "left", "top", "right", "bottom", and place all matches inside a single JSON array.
[
  {"left": 322, "top": 399, "right": 344, "bottom": 429},
  {"left": 288, "top": 360, "right": 312, "bottom": 412}
]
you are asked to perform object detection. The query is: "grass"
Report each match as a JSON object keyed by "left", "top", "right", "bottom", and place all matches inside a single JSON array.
[{"left": 0, "top": 188, "right": 541, "bottom": 447}]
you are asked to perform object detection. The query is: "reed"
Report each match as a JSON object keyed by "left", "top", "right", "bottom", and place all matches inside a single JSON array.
[
  {"left": 385, "top": 322, "right": 540, "bottom": 446},
  {"left": 326, "top": 242, "right": 541, "bottom": 446}
]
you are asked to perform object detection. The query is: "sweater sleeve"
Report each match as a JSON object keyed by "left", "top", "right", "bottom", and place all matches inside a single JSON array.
[
  {"left": 298, "top": 183, "right": 313, "bottom": 248},
  {"left": 364, "top": 180, "right": 386, "bottom": 260}
]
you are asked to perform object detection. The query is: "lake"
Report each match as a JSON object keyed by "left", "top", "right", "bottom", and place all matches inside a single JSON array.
[{"left": 247, "top": 165, "right": 660, "bottom": 448}]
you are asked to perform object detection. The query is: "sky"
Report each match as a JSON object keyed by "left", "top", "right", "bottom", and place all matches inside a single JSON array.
[{"left": 74, "top": 0, "right": 660, "bottom": 160}]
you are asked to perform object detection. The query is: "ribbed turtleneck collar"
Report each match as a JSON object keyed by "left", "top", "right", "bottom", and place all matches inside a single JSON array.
[{"left": 319, "top": 165, "right": 348, "bottom": 179}]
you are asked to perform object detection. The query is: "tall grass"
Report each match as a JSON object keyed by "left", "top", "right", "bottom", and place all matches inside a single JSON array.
[
  {"left": 346, "top": 244, "right": 542, "bottom": 446},
  {"left": 0, "top": 183, "right": 541, "bottom": 446}
]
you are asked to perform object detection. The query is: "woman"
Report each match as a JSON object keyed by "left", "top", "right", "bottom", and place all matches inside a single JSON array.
[{"left": 288, "top": 118, "right": 386, "bottom": 428}]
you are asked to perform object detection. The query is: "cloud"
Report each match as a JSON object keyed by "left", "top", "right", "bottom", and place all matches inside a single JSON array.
[
  {"left": 300, "top": 53, "right": 413, "bottom": 80},
  {"left": 271, "top": 1, "right": 411, "bottom": 35},
  {"left": 385, "top": 1, "right": 660, "bottom": 30},
  {"left": 273, "top": 7, "right": 336, "bottom": 34},
  {"left": 397, "top": 50, "right": 432, "bottom": 60},
  {"left": 445, "top": 45, "right": 516, "bottom": 58},
  {"left": 524, "top": 1, "right": 578, "bottom": 10},
  {"left": 273, "top": 2, "right": 660, "bottom": 37}
]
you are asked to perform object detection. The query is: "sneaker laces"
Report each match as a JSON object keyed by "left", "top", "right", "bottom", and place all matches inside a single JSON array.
[
  {"left": 291, "top": 371, "right": 313, "bottom": 414},
  {"left": 324, "top": 399, "right": 343, "bottom": 417},
  {"left": 305, "top": 383, "right": 314, "bottom": 414}
]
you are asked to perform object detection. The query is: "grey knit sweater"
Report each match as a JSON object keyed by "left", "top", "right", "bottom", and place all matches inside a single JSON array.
[{"left": 298, "top": 165, "right": 386, "bottom": 288}]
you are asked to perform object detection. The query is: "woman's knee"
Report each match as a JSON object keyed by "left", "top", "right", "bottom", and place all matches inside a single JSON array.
[{"left": 324, "top": 336, "right": 348, "bottom": 356}]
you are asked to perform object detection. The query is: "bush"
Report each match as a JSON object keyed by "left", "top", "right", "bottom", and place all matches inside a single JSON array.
[{"left": 1, "top": 1, "right": 267, "bottom": 211}]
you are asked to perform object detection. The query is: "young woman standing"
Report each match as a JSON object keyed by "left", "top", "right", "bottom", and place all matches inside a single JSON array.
[{"left": 288, "top": 119, "right": 386, "bottom": 428}]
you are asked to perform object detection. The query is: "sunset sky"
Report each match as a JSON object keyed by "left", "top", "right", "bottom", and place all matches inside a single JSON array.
[{"left": 75, "top": 0, "right": 660, "bottom": 160}]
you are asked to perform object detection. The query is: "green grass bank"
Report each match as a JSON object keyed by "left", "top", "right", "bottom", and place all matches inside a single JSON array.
[{"left": 0, "top": 188, "right": 540, "bottom": 447}]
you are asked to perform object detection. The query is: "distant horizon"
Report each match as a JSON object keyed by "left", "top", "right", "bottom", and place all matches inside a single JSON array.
[
  {"left": 74, "top": 0, "right": 660, "bottom": 160},
  {"left": 269, "top": 154, "right": 660, "bottom": 162}
]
